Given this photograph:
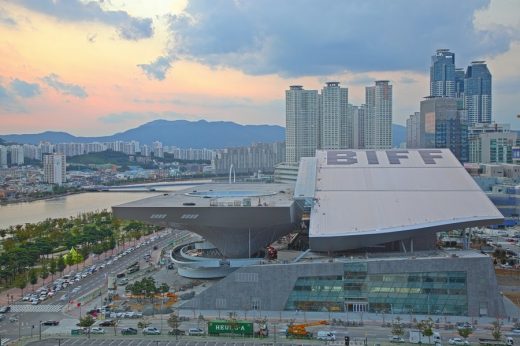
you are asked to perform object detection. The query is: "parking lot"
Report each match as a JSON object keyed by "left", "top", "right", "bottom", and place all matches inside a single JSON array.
[{"left": 27, "top": 338, "right": 318, "bottom": 346}]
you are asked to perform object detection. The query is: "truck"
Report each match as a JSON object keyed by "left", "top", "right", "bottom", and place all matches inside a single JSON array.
[
  {"left": 409, "top": 330, "right": 442, "bottom": 344},
  {"left": 478, "top": 337, "right": 514, "bottom": 346}
]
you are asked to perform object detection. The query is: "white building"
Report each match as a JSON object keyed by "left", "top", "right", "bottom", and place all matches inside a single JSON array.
[
  {"left": 285, "top": 85, "right": 319, "bottom": 164},
  {"left": 364, "top": 80, "right": 393, "bottom": 149},
  {"left": 43, "top": 153, "right": 66, "bottom": 185},
  {"left": 469, "top": 131, "right": 518, "bottom": 164},
  {"left": 10, "top": 145, "right": 24, "bottom": 166},
  {"left": 320, "top": 82, "right": 350, "bottom": 149},
  {"left": 0, "top": 146, "right": 7, "bottom": 168}
]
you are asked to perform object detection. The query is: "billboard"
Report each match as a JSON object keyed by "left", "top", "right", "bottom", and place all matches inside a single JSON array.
[{"left": 208, "top": 320, "right": 253, "bottom": 336}]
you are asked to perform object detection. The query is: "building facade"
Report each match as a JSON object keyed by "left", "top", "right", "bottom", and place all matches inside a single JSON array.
[
  {"left": 364, "top": 81, "right": 393, "bottom": 149},
  {"left": 0, "top": 146, "right": 7, "bottom": 168},
  {"left": 9, "top": 145, "right": 24, "bottom": 166},
  {"left": 464, "top": 61, "right": 492, "bottom": 125},
  {"left": 415, "top": 97, "right": 468, "bottom": 162},
  {"left": 43, "top": 153, "right": 66, "bottom": 185},
  {"left": 430, "top": 49, "right": 456, "bottom": 97},
  {"left": 469, "top": 131, "right": 518, "bottom": 164},
  {"left": 214, "top": 142, "right": 285, "bottom": 175},
  {"left": 285, "top": 85, "right": 320, "bottom": 164},
  {"left": 320, "top": 82, "right": 350, "bottom": 149},
  {"left": 406, "top": 112, "right": 420, "bottom": 149}
]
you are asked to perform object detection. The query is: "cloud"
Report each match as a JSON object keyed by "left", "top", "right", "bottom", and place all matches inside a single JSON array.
[
  {"left": 17, "top": 0, "right": 153, "bottom": 41},
  {"left": 42, "top": 74, "right": 88, "bottom": 98},
  {"left": 398, "top": 77, "right": 418, "bottom": 84},
  {"left": 9, "top": 79, "right": 41, "bottom": 98},
  {"left": 164, "top": 0, "right": 513, "bottom": 77},
  {"left": 138, "top": 56, "right": 174, "bottom": 81},
  {"left": 0, "top": 85, "right": 25, "bottom": 113},
  {"left": 0, "top": 8, "right": 17, "bottom": 27}
]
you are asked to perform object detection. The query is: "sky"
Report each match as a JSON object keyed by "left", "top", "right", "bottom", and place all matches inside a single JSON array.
[{"left": 1, "top": 0, "right": 519, "bottom": 136}]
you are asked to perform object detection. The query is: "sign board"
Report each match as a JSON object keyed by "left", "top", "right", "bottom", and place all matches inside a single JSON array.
[{"left": 208, "top": 320, "right": 253, "bottom": 336}]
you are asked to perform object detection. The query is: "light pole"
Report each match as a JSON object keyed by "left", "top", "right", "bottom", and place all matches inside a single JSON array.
[{"left": 39, "top": 320, "right": 42, "bottom": 340}]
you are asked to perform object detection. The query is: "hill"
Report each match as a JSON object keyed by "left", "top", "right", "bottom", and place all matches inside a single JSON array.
[
  {"left": 0, "top": 120, "right": 285, "bottom": 149},
  {"left": 1, "top": 119, "right": 409, "bottom": 149}
]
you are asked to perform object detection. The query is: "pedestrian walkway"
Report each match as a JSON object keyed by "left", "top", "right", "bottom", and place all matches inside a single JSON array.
[{"left": 10, "top": 304, "right": 64, "bottom": 313}]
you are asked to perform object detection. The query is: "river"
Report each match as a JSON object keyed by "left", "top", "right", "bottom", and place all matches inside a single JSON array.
[{"left": 0, "top": 182, "right": 202, "bottom": 229}]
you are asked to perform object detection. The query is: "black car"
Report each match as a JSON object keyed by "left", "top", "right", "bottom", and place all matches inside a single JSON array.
[
  {"left": 168, "top": 329, "right": 185, "bottom": 335},
  {"left": 99, "top": 320, "right": 116, "bottom": 327},
  {"left": 42, "top": 320, "right": 59, "bottom": 326},
  {"left": 0, "top": 306, "right": 11, "bottom": 313},
  {"left": 121, "top": 327, "right": 138, "bottom": 335}
]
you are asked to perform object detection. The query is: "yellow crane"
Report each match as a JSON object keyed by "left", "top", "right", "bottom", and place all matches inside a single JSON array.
[{"left": 287, "top": 320, "right": 328, "bottom": 339}]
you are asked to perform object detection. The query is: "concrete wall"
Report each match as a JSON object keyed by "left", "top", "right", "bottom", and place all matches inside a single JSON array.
[{"left": 182, "top": 255, "right": 504, "bottom": 317}]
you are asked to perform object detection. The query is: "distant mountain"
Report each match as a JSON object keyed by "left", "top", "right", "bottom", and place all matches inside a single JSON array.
[
  {"left": 0, "top": 120, "right": 285, "bottom": 149},
  {"left": 1, "top": 119, "right": 408, "bottom": 149},
  {"left": 392, "top": 124, "right": 406, "bottom": 148}
]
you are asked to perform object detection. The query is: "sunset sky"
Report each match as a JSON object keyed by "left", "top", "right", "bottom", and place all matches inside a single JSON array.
[{"left": 1, "top": 0, "right": 519, "bottom": 136}]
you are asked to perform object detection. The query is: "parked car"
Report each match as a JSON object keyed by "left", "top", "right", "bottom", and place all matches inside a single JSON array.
[
  {"left": 0, "top": 306, "right": 11, "bottom": 313},
  {"left": 143, "top": 327, "right": 161, "bottom": 335},
  {"left": 449, "top": 338, "right": 470, "bottom": 345},
  {"left": 389, "top": 336, "right": 405, "bottom": 343},
  {"left": 99, "top": 320, "right": 116, "bottom": 327},
  {"left": 188, "top": 328, "right": 205, "bottom": 336},
  {"left": 168, "top": 329, "right": 185, "bottom": 335},
  {"left": 90, "top": 327, "right": 105, "bottom": 334},
  {"left": 41, "top": 320, "right": 60, "bottom": 326},
  {"left": 121, "top": 327, "right": 138, "bottom": 335}
]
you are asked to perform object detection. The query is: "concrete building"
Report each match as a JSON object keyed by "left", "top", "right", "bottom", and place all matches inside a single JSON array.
[
  {"left": 0, "top": 146, "right": 7, "bottom": 168},
  {"left": 43, "top": 153, "right": 66, "bottom": 185},
  {"left": 469, "top": 131, "right": 518, "bottom": 164},
  {"left": 409, "top": 97, "right": 468, "bottom": 162},
  {"left": 430, "top": 49, "right": 456, "bottom": 97},
  {"left": 320, "top": 82, "right": 350, "bottom": 149},
  {"left": 114, "top": 149, "right": 504, "bottom": 317},
  {"left": 406, "top": 112, "right": 420, "bottom": 148},
  {"left": 364, "top": 81, "right": 392, "bottom": 149},
  {"left": 285, "top": 85, "right": 320, "bottom": 164},
  {"left": 214, "top": 142, "right": 285, "bottom": 175},
  {"left": 9, "top": 145, "right": 24, "bottom": 166},
  {"left": 464, "top": 61, "right": 492, "bottom": 125}
]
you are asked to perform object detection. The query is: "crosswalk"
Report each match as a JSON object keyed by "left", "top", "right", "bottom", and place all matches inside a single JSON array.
[{"left": 10, "top": 304, "right": 64, "bottom": 313}]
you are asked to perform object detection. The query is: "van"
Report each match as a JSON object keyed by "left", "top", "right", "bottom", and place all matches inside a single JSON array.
[
  {"left": 316, "top": 331, "right": 336, "bottom": 341},
  {"left": 116, "top": 272, "right": 126, "bottom": 279},
  {"left": 188, "top": 328, "right": 204, "bottom": 336}
]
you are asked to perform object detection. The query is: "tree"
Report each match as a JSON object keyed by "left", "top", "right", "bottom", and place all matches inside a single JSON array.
[
  {"left": 417, "top": 318, "right": 434, "bottom": 344},
  {"left": 78, "top": 315, "right": 95, "bottom": 338},
  {"left": 57, "top": 256, "right": 66, "bottom": 273},
  {"left": 29, "top": 269, "right": 38, "bottom": 288},
  {"left": 492, "top": 319, "right": 502, "bottom": 341},
  {"left": 49, "top": 258, "right": 57, "bottom": 279},
  {"left": 392, "top": 317, "right": 405, "bottom": 338},
  {"left": 40, "top": 262, "right": 49, "bottom": 283},
  {"left": 159, "top": 282, "right": 170, "bottom": 294},
  {"left": 458, "top": 327, "right": 472, "bottom": 340},
  {"left": 167, "top": 312, "right": 179, "bottom": 330},
  {"left": 15, "top": 276, "right": 27, "bottom": 296}
]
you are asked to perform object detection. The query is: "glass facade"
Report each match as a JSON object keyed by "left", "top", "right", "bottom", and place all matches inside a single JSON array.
[{"left": 285, "top": 262, "right": 468, "bottom": 316}]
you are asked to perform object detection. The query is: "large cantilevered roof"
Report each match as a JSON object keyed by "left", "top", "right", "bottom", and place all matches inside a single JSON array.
[{"left": 303, "top": 149, "right": 503, "bottom": 252}]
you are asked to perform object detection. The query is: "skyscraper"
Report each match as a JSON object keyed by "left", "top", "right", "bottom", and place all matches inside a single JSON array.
[
  {"left": 285, "top": 85, "right": 319, "bottom": 164},
  {"left": 364, "top": 81, "right": 392, "bottom": 149},
  {"left": 430, "top": 49, "right": 456, "bottom": 97},
  {"left": 0, "top": 146, "right": 7, "bottom": 168},
  {"left": 406, "top": 112, "right": 420, "bottom": 149},
  {"left": 320, "top": 82, "right": 350, "bottom": 149},
  {"left": 417, "top": 97, "right": 468, "bottom": 162},
  {"left": 43, "top": 153, "right": 66, "bottom": 185},
  {"left": 464, "top": 61, "right": 492, "bottom": 125},
  {"left": 9, "top": 145, "right": 24, "bottom": 166}
]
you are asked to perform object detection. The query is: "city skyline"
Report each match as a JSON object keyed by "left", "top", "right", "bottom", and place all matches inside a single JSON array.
[{"left": 1, "top": 0, "right": 520, "bottom": 136}]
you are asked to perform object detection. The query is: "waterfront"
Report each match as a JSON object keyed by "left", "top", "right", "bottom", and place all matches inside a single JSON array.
[{"left": 0, "top": 182, "right": 200, "bottom": 229}]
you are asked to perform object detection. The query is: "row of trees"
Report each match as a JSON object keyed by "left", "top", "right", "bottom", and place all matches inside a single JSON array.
[
  {"left": 392, "top": 317, "right": 505, "bottom": 342},
  {"left": 0, "top": 210, "right": 158, "bottom": 291}
]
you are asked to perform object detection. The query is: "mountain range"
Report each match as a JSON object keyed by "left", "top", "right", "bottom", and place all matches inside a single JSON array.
[{"left": 0, "top": 119, "right": 407, "bottom": 149}]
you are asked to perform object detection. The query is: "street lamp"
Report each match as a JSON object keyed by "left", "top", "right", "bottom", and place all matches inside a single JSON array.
[{"left": 39, "top": 320, "right": 42, "bottom": 340}]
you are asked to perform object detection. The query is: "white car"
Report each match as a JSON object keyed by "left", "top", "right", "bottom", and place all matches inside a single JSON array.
[
  {"left": 31, "top": 300, "right": 39, "bottom": 305},
  {"left": 449, "top": 338, "right": 470, "bottom": 345},
  {"left": 90, "top": 327, "right": 105, "bottom": 334},
  {"left": 390, "top": 336, "right": 405, "bottom": 343}
]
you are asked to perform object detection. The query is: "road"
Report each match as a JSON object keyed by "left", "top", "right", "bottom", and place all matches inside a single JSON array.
[{"left": 0, "top": 229, "right": 185, "bottom": 342}]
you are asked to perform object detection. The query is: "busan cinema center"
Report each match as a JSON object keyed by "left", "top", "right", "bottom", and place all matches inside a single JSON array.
[{"left": 113, "top": 149, "right": 505, "bottom": 317}]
